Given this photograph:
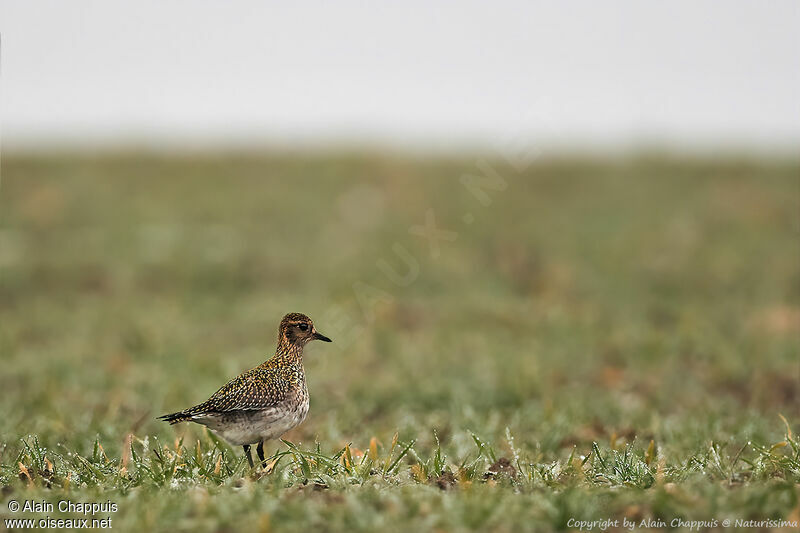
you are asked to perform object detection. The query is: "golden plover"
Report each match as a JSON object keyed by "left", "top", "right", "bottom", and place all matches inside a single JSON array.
[{"left": 158, "top": 313, "right": 332, "bottom": 468}]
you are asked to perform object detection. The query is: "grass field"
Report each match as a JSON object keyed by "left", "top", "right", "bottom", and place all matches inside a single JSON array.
[{"left": 0, "top": 152, "right": 798, "bottom": 531}]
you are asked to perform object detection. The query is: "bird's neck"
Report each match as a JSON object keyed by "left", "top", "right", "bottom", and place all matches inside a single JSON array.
[{"left": 269, "top": 340, "right": 304, "bottom": 366}]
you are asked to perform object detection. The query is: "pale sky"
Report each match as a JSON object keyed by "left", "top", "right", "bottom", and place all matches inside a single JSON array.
[{"left": 2, "top": 1, "right": 799, "bottom": 150}]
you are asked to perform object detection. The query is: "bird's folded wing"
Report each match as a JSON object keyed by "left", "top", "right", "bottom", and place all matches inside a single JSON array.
[{"left": 187, "top": 369, "right": 288, "bottom": 414}]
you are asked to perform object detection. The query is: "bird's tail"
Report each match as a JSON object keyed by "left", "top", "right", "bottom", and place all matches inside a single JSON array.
[{"left": 157, "top": 411, "right": 194, "bottom": 425}]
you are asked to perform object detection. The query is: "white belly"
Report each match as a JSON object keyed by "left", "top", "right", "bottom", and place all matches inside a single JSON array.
[{"left": 196, "top": 395, "right": 310, "bottom": 446}]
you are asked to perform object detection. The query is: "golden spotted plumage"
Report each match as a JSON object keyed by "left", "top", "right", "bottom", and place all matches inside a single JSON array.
[{"left": 158, "top": 312, "right": 332, "bottom": 468}]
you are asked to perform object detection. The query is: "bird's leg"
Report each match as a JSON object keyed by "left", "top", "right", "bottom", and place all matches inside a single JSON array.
[
  {"left": 256, "top": 441, "right": 266, "bottom": 467},
  {"left": 243, "top": 444, "right": 254, "bottom": 468}
]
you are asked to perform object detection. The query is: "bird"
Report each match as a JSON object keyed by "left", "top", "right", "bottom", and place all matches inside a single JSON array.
[{"left": 158, "top": 312, "right": 332, "bottom": 468}]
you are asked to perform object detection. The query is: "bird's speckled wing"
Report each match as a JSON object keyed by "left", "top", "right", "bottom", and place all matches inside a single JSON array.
[{"left": 185, "top": 365, "right": 298, "bottom": 414}]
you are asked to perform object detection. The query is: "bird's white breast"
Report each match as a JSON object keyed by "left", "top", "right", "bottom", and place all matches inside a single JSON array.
[{"left": 200, "top": 387, "right": 309, "bottom": 446}]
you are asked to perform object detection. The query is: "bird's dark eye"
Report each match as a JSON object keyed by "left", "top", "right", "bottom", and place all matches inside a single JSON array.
[{"left": 298, "top": 323, "right": 309, "bottom": 331}]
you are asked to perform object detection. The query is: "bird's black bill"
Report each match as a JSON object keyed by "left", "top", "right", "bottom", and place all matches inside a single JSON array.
[{"left": 313, "top": 331, "right": 332, "bottom": 342}]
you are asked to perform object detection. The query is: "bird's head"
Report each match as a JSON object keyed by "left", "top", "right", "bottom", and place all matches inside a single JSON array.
[{"left": 279, "top": 312, "right": 332, "bottom": 348}]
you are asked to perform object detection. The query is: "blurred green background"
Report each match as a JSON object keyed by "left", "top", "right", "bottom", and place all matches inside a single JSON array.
[{"left": 0, "top": 152, "right": 798, "bottom": 530}]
